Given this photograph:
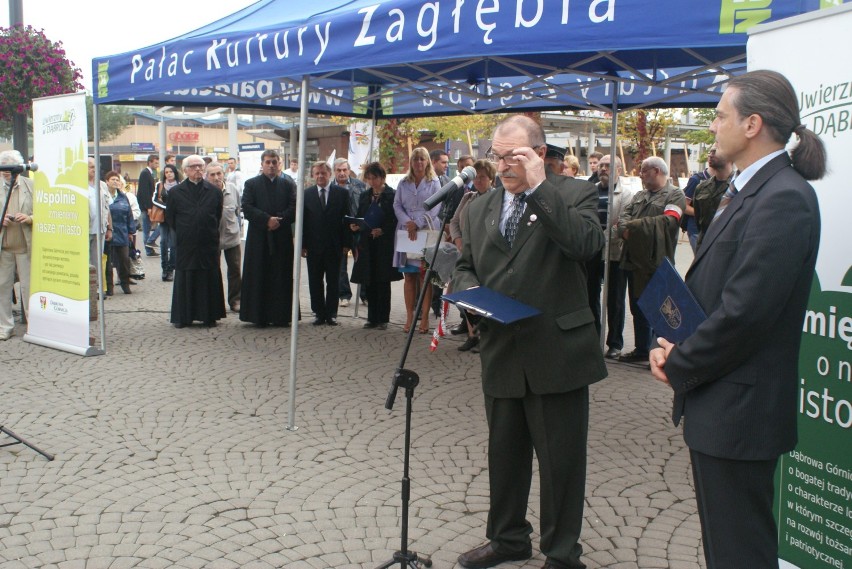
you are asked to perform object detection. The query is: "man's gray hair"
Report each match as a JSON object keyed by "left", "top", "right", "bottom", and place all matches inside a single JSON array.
[
  {"left": 642, "top": 156, "right": 669, "bottom": 176},
  {"left": 333, "top": 158, "right": 350, "bottom": 168},
  {"left": 600, "top": 154, "right": 624, "bottom": 170},
  {"left": 0, "top": 150, "right": 24, "bottom": 166},
  {"left": 493, "top": 115, "right": 546, "bottom": 149},
  {"left": 181, "top": 154, "right": 205, "bottom": 169}
]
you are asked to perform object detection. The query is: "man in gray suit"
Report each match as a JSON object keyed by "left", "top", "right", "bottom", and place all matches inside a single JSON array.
[
  {"left": 454, "top": 115, "right": 607, "bottom": 569},
  {"left": 650, "top": 70, "right": 826, "bottom": 569}
]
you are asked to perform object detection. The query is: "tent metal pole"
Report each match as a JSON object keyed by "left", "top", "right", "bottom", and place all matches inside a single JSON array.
[
  {"left": 600, "top": 83, "right": 618, "bottom": 352},
  {"left": 287, "top": 75, "right": 311, "bottom": 431},
  {"left": 93, "top": 105, "right": 107, "bottom": 353}
]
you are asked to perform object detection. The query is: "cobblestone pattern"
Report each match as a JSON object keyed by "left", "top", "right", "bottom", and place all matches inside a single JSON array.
[{"left": 1, "top": 247, "right": 704, "bottom": 568}]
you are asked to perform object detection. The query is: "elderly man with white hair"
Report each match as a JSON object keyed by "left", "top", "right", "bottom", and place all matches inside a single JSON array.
[
  {"left": 165, "top": 155, "right": 226, "bottom": 328},
  {"left": 0, "top": 150, "right": 34, "bottom": 340}
]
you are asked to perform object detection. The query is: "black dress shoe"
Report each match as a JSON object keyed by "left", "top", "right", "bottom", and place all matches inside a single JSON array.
[
  {"left": 458, "top": 336, "right": 479, "bottom": 352},
  {"left": 173, "top": 323, "right": 186, "bottom": 329},
  {"left": 458, "top": 542, "right": 531, "bottom": 569},
  {"left": 618, "top": 349, "right": 649, "bottom": 363},
  {"left": 363, "top": 322, "right": 378, "bottom": 329},
  {"left": 203, "top": 321, "right": 217, "bottom": 328},
  {"left": 326, "top": 318, "right": 339, "bottom": 326},
  {"left": 449, "top": 322, "right": 467, "bottom": 335},
  {"left": 312, "top": 318, "right": 326, "bottom": 326},
  {"left": 604, "top": 347, "right": 621, "bottom": 359}
]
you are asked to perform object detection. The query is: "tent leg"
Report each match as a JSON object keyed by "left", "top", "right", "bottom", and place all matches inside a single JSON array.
[
  {"left": 286, "top": 75, "right": 311, "bottom": 432},
  {"left": 600, "top": 84, "right": 619, "bottom": 352}
]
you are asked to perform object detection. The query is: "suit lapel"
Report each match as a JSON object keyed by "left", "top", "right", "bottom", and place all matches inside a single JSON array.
[{"left": 691, "top": 153, "right": 791, "bottom": 270}]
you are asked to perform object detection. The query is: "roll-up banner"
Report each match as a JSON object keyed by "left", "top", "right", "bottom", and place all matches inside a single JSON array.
[
  {"left": 750, "top": 5, "right": 852, "bottom": 568},
  {"left": 24, "top": 92, "right": 99, "bottom": 356}
]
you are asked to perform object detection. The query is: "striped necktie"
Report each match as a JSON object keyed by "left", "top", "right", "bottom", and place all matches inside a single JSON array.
[
  {"left": 504, "top": 193, "right": 527, "bottom": 247},
  {"left": 714, "top": 181, "right": 738, "bottom": 219}
]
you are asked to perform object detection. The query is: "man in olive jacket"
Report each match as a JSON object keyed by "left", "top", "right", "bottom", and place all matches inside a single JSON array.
[{"left": 453, "top": 115, "right": 606, "bottom": 569}]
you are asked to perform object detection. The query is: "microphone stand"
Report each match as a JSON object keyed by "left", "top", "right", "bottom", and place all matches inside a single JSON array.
[
  {"left": 0, "top": 170, "right": 54, "bottom": 461},
  {"left": 377, "top": 203, "right": 455, "bottom": 569}
]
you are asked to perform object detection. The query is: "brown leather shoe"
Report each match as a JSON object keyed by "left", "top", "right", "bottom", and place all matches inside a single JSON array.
[{"left": 458, "top": 542, "right": 531, "bottom": 569}]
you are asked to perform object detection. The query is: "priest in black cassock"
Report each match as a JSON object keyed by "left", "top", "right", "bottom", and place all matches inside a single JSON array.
[
  {"left": 165, "top": 155, "right": 227, "bottom": 328},
  {"left": 239, "top": 149, "right": 298, "bottom": 327}
]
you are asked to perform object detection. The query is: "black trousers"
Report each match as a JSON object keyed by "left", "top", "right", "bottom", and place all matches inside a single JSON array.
[
  {"left": 307, "top": 249, "right": 341, "bottom": 321},
  {"left": 365, "top": 282, "right": 391, "bottom": 324},
  {"left": 690, "top": 449, "right": 779, "bottom": 569},
  {"left": 485, "top": 386, "right": 589, "bottom": 568},
  {"left": 625, "top": 269, "right": 652, "bottom": 354},
  {"left": 605, "top": 260, "right": 627, "bottom": 350}
]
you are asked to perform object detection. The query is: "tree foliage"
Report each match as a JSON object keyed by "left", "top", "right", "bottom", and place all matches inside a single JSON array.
[
  {"left": 607, "top": 109, "right": 681, "bottom": 165},
  {"left": 0, "top": 25, "right": 83, "bottom": 121},
  {"left": 375, "top": 119, "right": 421, "bottom": 173},
  {"left": 86, "top": 96, "right": 133, "bottom": 142},
  {"left": 409, "top": 114, "right": 504, "bottom": 154},
  {"left": 684, "top": 108, "right": 716, "bottom": 147}
]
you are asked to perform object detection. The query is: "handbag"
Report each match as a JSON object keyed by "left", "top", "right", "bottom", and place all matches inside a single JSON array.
[
  {"left": 401, "top": 217, "right": 441, "bottom": 263},
  {"left": 149, "top": 182, "right": 166, "bottom": 224},
  {"left": 149, "top": 206, "right": 165, "bottom": 224},
  {"left": 129, "top": 249, "right": 145, "bottom": 278}
]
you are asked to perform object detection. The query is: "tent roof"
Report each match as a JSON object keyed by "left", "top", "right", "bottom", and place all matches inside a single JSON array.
[{"left": 93, "top": 0, "right": 823, "bottom": 115}]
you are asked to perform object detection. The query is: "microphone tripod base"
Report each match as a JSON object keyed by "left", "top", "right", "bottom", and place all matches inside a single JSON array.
[{"left": 375, "top": 550, "right": 432, "bottom": 569}]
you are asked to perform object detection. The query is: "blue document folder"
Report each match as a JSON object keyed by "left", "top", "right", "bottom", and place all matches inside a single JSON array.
[
  {"left": 345, "top": 205, "right": 384, "bottom": 231},
  {"left": 344, "top": 216, "right": 371, "bottom": 231},
  {"left": 637, "top": 258, "right": 707, "bottom": 343},
  {"left": 442, "top": 287, "right": 542, "bottom": 324}
]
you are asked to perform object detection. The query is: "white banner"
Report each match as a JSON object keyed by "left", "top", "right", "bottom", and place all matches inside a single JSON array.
[
  {"left": 25, "top": 92, "right": 94, "bottom": 355},
  {"left": 348, "top": 121, "right": 375, "bottom": 177},
  {"left": 749, "top": 5, "right": 852, "bottom": 569}
]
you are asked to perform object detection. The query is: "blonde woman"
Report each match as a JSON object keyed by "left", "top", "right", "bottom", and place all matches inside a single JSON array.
[
  {"left": 392, "top": 147, "right": 441, "bottom": 334},
  {"left": 563, "top": 155, "right": 580, "bottom": 177}
]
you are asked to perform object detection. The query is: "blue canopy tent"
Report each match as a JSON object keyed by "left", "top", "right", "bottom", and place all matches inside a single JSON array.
[
  {"left": 93, "top": 0, "right": 824, "bottom": 115},
  {"left": 91, "top": 0, "right": 825, "bottom": 427}
]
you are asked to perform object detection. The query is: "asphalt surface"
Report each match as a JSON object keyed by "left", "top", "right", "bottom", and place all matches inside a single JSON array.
[{"left": 0, "top": 240, "right": 706, "bottom": 569}]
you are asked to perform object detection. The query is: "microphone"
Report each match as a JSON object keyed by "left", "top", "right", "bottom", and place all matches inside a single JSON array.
[
  {"left": 423, "top": 165, "right": 476, "bottom": 210},
  {"left": 0, "top": 163, "right": 38, "bottom": 174}
]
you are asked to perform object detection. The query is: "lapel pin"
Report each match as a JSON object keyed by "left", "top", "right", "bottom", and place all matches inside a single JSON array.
[{"left": 527, "top": 214, "right": 537, "bottom": 226}]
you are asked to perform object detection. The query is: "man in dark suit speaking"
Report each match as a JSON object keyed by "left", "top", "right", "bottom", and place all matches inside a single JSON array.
[
  {"left": 453, "top": 115, "right": 607, "bottom": 569},
  {"left": 650, "top": 70, "right": 826, "bottom": 568}
]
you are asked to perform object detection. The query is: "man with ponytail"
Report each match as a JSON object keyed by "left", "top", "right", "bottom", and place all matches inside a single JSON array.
[{"left": 649, "top": 69, "right": 826, "bottom": 569}]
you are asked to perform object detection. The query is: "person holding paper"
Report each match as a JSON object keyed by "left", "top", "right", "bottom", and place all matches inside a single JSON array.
[
  {"left": 349, "top": 162, "right": 401, "bottom": 329},
  {"left": 649, "top": 70, "right": 825, "bottom": 569},
  {"left": 453, "top": 115, "right": 606, "bottom": 569},
  {"left": 392, "top": 147, "right": 441, "bottom": 334}
]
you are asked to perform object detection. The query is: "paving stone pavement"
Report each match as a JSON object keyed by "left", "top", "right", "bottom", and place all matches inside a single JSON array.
[{"left": 1, "top": 244, "right": 705, "bottom": 569}]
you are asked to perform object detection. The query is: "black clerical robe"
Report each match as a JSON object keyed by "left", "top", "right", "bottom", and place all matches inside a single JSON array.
[
  {"left": 239, "top": 173, "right": 297, "bottom": 326},
  {"left": 165, "top": 178, "right": 226, "bottom": 325}
]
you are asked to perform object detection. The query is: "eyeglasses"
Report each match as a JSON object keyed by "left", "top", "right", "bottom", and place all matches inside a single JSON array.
[{"left": 485, "top": 148, "right": 520, "bottom": 166}]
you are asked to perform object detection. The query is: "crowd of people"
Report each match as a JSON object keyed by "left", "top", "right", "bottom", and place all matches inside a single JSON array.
[
  {"left": 84, "top": 146, "right": 506, "bottom": 336},
  {"left": 0, "top": 67, "right": 830, "bottom": 569}
]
